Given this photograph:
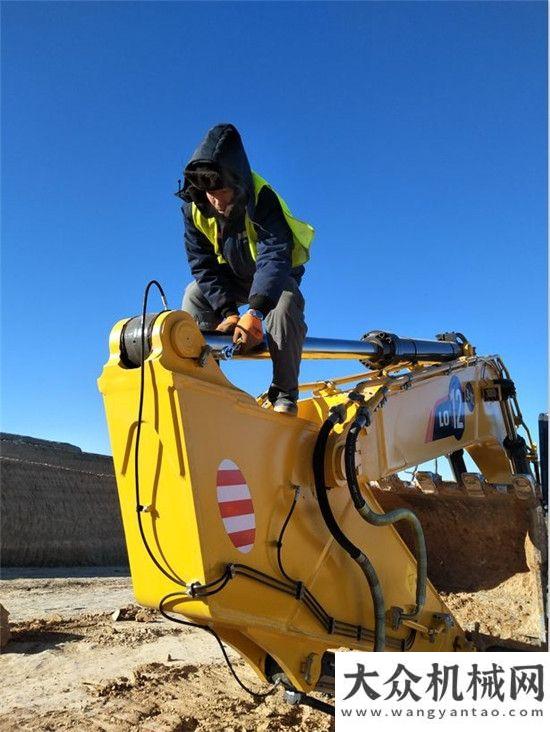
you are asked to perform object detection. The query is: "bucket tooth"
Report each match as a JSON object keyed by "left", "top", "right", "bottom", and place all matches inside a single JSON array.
[
  {"left": 461, "top": 472, "right": 486, "bottom": 497},
  {"left": 511, "top": 474, "right": 537, "bottom": 500},
  {"left": 414, "top": 471, "right": 442, "bottom": 495}
]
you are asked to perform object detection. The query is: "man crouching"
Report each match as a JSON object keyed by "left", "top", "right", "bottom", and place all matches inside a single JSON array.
[{"left": 177, "top": 123, "right": 314, "bottom": 415}]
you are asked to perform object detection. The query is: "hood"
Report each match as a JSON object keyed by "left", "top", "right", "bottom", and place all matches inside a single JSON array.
[{"left": 180, "top": 124, "right": 255, "bottom": 218}]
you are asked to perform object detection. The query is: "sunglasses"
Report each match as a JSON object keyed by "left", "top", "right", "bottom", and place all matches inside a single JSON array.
[{"left": 185, "top": 169, "right": 226, "bottom": 192}]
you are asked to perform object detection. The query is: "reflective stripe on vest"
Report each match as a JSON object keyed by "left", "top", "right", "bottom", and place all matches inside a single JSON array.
[{"left": 191, "top": 171, "right": 314, "bottom": 267}]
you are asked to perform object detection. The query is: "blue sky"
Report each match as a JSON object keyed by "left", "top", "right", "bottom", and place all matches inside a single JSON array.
[{"left": 1, "top": 0, "right": 547, "bottom": 460}]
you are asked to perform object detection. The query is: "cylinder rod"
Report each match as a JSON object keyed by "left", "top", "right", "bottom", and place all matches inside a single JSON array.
[
  {"left": 204, "top": 333, "right": 463, "bottom": 364},
  {"left": 205, "top": 334, "right": 380, "bottom": 360}
]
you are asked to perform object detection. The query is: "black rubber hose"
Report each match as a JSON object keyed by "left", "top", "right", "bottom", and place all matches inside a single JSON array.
[
  {"left": 286, "top": 692, "right": 335, "bottom": 716},
  {"left": 344, "top": 410, "right": 427, "bottom": 621},
  {"left": 134, "top": 281, "right": 188, "bottom": 587},
  {"left": 159, "top": 593, "right": 278, "bottom": 699},
  {"left": 313, "top": 413, "right": 386, "bottom": 651}
]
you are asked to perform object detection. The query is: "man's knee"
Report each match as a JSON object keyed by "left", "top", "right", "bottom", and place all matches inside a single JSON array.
[
  {"left": 182, "top": 280, "right": 203, "bottom": 311},
  {"left": 181, "top": 281, "right": 219, "bottom": 330},
  {"left": 272, "top": 278, "right": 305, "bottom": 315},
  {"left": 265, "top": 279, "right": 306, "bottom": 338}
]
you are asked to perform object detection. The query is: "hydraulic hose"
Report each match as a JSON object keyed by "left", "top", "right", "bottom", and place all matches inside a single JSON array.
[
  {"left": 344, "top": 405, "right": 427, "bottom": 622},
  {"left": 313, "top": 410, "right": 386, "bottom": 652}
]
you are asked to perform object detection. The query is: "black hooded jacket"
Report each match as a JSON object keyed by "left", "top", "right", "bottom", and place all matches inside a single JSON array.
[{"left": 180, "top": 124, "right": 304, "bottom": 318}]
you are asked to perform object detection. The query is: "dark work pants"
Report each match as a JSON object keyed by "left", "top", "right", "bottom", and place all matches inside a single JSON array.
[{"left": 181, "top": 277, "right": 307, "bottom": 396}]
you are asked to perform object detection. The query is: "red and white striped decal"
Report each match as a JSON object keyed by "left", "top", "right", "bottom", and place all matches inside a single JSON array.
[{"left": 216, "top": 459, "right": 255, "bottom": 553}]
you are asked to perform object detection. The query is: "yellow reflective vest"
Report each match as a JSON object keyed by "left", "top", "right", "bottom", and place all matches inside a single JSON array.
[{"left": 191, "top": 172, "right": 314, "bottom": 267}]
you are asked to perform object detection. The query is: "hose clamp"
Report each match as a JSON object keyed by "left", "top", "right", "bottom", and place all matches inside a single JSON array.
[{"left": 328, "top": 405, "right": 346, "bottom": 425}]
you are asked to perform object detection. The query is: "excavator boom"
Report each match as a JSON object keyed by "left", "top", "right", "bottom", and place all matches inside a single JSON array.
[{"left": 98, "top": 309, "right": 547, "bottom": 695}]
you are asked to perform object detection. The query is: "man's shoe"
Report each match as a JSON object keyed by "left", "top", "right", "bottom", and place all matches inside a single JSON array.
[{"left": 273, "top": 396, "right": 298, "bottom": 415}]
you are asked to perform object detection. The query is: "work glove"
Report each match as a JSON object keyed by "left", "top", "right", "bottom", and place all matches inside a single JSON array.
[
  {"left": 233, "top": 310, "right": 264, "bottom": 353},
  {"left": 215, "top": 314, "right": 239, "bottom": 334}
]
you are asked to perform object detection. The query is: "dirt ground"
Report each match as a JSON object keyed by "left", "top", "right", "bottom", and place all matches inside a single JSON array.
[
  {"left": 0, "top": 569, "right": 332, "bottom": 732},
  {"left": 1, "top": 561, "right": 546, "bottom": 732},
  {"left": 441, "top": 572, "right": 546, "bottom": 643}
]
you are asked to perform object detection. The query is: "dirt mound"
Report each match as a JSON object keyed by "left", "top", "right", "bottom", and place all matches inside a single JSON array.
[
  {"left": 372, "top": 488, "right": 541, "bottom": 592},
  {"left": 443, "top": 570, "right": 546, "bottom": 642},
  {"left": 372, "top": 486, "right": 547, "bottom": 645},
  {"left": 4, "top": 660, "right": 331, "bottom": 731},
  {"left": 0, "top": 433, "right": 125, "bottom": 567},
  {"left": 77, "top": 661, "right": 331, "bottom": 732}
]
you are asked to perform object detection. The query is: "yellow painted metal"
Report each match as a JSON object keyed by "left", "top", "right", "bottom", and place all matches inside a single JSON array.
[{"left": 97, "top": 311, "right": 536, "bottom": 691}]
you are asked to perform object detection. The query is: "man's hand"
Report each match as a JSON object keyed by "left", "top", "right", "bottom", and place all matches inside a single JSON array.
[
  {"left": 215, "top": 314, "right": 239, "bottom": 334},
  {"left": 233, "top": 310, "right": 264, "bottom": 353}
]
